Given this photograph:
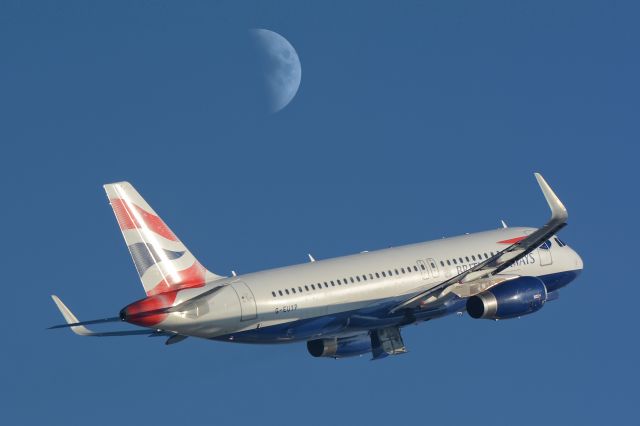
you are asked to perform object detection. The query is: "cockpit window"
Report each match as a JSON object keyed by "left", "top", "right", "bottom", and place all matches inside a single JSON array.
[
  {"left": 554, "top": 237, "right": 567, "bottom": 247},
  {"left": 539, "top": 240, "right": 552, "bottom": 250}
]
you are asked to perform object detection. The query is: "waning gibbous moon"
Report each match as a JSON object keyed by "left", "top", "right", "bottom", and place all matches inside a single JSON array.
[{"left": 250, "top": 29, "right": 302, "bottom": 113}]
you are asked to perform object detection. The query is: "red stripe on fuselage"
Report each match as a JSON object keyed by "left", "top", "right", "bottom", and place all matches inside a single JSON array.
[
  {"left": 497, "top": 236, "right": 526, "bottom": 244},
  {"left": 110, "top": 198, "right": 178, "bottom": 241}
]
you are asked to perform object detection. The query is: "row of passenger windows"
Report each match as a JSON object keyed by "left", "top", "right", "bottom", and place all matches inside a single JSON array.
[
  {"left": 439, "top": 251, "right": 496, "bottom": 267},
  {"left": 271, "top": 264, "right": 423, "bottom": 298},
  {"left": 270, "top": 250, "right": 498, "bottom": 298}
]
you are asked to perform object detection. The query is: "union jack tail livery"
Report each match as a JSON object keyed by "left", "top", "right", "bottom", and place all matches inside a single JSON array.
[{"left": 103, "top": 182, "right": 224, "bottom": 296}]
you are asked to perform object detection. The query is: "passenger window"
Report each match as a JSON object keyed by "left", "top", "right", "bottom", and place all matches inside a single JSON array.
[
  {"left": 471, "top": 255, "right": 476, "bottom": 261},
  {"left": 292, "top": 288, "right": 296, "bottom": 294},
  {"left": 298, "top": 287, "right": 303, "bottom": 293},
  {"left": 420, "top": 264, "right": 426, "bottom": 270},
  {"left": 465, "top": 256, "right": 470, "bottom": 262},
  {"left": 413, "top": 266, "right": 418, "bottom": 271},
  {"left": 336, "top": 279, "right": 341, "bottom": 285},
  {"left": 430, "top": 262, "right": 436, "bottom": 268},
  {"left": 356, "top": 276, "right": 361, "bottom": 282},
  {"left": 453, "top": 258, "right": 457, "bottom": 264},
  {"left": 382, "top": 271, "right": 386, "bottom": 277},
  {"left": 285, "top": 289, "right": 290, "bottom": 295},
  {"left": 363, "top": 275, "right": 367, "bottom": 281},
  {"left": 311, "top": 284, "right": 316, "bottom": 290},
  {"left": 484, "top": 253, "right": 488, "bottom": 259},
  {"left": 305, "top": 285, "right": 309, "bottom": 291},
  {"left": 394, "top": 269, "right": 399, "bottom": 275},
  {"left": 447, "top": 260, "right": 451, "bottom": 265},
  {"left": 458, "top": 257, "right": 463, "bottom": 263},
  {"left": 272, "top": 291, "right": 276, "bottom": 297},
  {"left": 279, "top": 290, "right": 283, "bottom": 296},
  {"left": 324, "top": 282, "right": 329, "bottom": 288},
  {"left": 440, "top": 261, "right": 444, "bottom": 267},
  {"left": 344, "top": 278, "right": 348, "bottom": 284},
  {"left": 388, "top": 270, "right": 392, "bottom": 276}
]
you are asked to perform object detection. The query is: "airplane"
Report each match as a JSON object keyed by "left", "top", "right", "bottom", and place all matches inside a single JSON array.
[{"left": 50, "top": 173, "right": 583, "bottom": 359}]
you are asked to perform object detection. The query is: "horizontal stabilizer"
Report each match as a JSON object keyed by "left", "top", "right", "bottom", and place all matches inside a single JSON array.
[
  {"left": 48, "top": 316, "right": 121, "bottom": 330},
  {"left": 50, "top": 295, "right": 158, "bottom": 337},
  {"left": 165, "top": 334, "right": 188, "bottom": 345}
]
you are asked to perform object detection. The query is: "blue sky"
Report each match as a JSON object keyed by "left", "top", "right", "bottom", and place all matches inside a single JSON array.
[{"left": 2, "top": 1, "right": 639, "bottom": 425}]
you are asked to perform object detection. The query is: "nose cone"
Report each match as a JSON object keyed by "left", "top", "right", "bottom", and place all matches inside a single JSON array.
[{"left": 572, "top": 248, "right": 584, "bottom": 271}]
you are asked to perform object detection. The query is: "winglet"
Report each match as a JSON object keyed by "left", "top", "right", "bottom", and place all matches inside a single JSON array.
[
  {"left": 50, "top": 295, "right": 93, "bottom": 336},
  {"left": 534, "top": 173, "right": 568, "bottom": 222}
]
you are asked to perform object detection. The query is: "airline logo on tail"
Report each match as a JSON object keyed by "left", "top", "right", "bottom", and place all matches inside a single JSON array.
[{"left": 104, "top": 182, "right": 222, "bottom": 296}]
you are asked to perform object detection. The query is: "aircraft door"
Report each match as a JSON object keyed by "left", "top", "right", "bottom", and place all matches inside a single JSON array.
[
  {"left": 416, "top": 260, "right": 430, "bottom": 280},
  {"left": 538, "top": 241, "right": 553, "bottom": 266},
  {"left": 427, "top": 258, "right": 440, "bottom": 278},
  {"left": 231, "top": 281, "right": 257, "bottom": 321}
]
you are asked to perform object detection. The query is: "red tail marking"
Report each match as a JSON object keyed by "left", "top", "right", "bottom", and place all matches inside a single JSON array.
[
  {"left": 497, "top": 236, "right": 527, "bottom": 244},
  {"left": 147, "top": 261, "right": 206, "bottom": 296},
  {"left": 110, "top": 198, "right": 178, "bottom": 241},
  {"left": 121, "top": 291, "right": 179, "bottom": 327}
]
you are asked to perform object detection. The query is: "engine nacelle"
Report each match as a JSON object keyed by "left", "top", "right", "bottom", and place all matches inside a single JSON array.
[
  {"left": 307, "top": 335, "right": 371, "bottom": 358},
  {"left": 466, "top": 276, "right": 548, "bottom": 320}
]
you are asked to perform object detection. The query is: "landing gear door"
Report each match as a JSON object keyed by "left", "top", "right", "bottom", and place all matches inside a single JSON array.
[{"left": 231, "top": 281, "right": 257, "bottom": 321}]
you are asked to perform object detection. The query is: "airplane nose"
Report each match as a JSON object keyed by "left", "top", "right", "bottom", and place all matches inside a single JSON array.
[{"left": 573, "top": 249, "right": 584, "bottom": 270}]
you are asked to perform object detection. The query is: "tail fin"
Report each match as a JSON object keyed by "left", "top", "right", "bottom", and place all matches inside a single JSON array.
[{"left": 103, "top": 182, "right": 224, "bottom": 296}]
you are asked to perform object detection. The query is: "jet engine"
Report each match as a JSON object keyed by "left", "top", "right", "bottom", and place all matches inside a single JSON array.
[
  {"left": 307, "top": 334, "right": 371, "bottom": 358},
  {"left": 466, "top": 276, "right": 548, "bottom": 320}
]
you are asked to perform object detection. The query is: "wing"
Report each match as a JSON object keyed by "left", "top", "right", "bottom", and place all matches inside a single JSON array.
[{"left": 390, "top": 173, "right": 568, "bottom": 314}]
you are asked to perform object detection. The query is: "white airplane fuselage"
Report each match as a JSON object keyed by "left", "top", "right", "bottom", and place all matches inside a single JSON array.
[
  {"left": 147, "top": 226, "right": 582, "bottom": 343},
  {"left": 51, "top": 175, "right": 583, "bottom": 359}
]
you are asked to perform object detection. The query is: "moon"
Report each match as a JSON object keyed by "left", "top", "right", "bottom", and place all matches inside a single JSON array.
[{"left": 250, "top": 29, "right": 301, "bottom": 113}]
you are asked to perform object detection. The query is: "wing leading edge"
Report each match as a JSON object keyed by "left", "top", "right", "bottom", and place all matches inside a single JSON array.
[{"left": 389, "top": 173, "right": 568, "bottom": 314}]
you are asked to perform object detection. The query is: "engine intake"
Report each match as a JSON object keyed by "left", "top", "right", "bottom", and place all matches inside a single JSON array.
[
  {"left": 307, "top": 335, "right": 371, "bottom": 358},
  {"left": 466, "top": 276, "right": 548, "bottom": 320}
]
